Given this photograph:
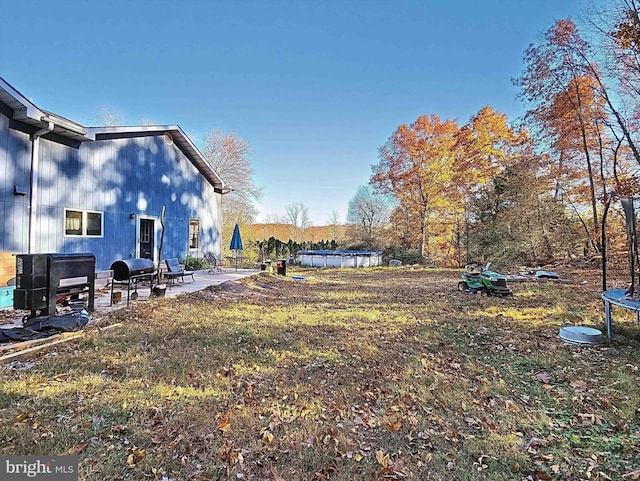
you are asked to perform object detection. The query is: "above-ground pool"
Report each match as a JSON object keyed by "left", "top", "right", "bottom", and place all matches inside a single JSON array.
[{"left": 297, "top": 250, "right": 383, "bottom": 268}]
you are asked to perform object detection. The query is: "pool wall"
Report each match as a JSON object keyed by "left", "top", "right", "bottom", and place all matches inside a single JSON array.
[{"left": 297, "top": 250, "right": 383, "bottom": 268}]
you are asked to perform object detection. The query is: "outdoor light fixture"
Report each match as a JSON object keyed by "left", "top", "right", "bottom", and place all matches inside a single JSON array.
[{"left": 129, "top": 213, "right": 136, "bottom": 220}]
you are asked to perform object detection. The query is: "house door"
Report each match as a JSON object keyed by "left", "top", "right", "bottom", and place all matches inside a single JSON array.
[{"left": 140, "top": 219, "right": 154, "bottom": 259}]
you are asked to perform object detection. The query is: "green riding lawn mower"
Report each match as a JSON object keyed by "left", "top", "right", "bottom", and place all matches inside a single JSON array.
[{"left": 457, "top": 263, "right": 513, "bottom": 296}]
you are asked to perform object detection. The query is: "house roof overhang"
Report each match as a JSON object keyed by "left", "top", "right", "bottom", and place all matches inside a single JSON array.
[{"left": 0, "top": 77, "right": 89, "bottom": 141}]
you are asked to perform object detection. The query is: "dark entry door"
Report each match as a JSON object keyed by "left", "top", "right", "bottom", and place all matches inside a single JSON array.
[{"left": 140, "top": 219, "right": 154, "bottom": 259}]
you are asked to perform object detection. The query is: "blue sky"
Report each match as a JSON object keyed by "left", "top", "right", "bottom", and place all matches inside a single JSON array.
[{"left": 1, "top": 0, "right": 585, "bottom": 225}]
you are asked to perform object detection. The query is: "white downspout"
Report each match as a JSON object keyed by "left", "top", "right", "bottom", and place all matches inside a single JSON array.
[{"left": 28, "top": 122, "right": 54, "bottom": 253}]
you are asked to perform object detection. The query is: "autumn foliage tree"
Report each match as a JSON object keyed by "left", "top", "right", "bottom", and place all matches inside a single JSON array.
[
  {"left": 372, "top": 108, "right": 529, "bottom": 266},
  {"left": 370, "top": 6, "right": 640, "bottom": 268},
  {"left": 372, "top": 115, "right": 460, "bottom": 263}
]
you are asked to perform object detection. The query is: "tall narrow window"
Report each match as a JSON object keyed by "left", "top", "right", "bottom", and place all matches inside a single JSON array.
[
  {"left": 141, "top": 221, "right": 151, "bottom": 243},
  {"left": 189, "top": 219, "right": 200, "bottom": 249}
]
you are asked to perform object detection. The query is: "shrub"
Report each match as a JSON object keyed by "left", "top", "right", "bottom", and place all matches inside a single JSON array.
[
  {"left": 182, "top": 255, "right": 208, "bottom": 271},
  {"left": 382, "top": 246, "right": 424, "bottom": 265}
]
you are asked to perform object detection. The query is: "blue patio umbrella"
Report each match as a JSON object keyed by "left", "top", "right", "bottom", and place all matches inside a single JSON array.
[{"left": 229, "top": 223, "right": 243, "bottom": 271}]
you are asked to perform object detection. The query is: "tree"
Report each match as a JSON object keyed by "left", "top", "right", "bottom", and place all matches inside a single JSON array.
[
  {"left": 326, "top": 210, "right": 343, "bottom": 247},
  {"left": 94, "top": 107, "right": 124, "bottom": 126},
  {"left": 202, "top": 129, "right": 261, "bottom": 247},
  {"left": 516, "top": 19, "right": 612, "bottom": 253},
  {"left": 373, "top": 114, "right": 460, "bottom": 261},
  {"left": 346, "top": 185, "right": 393, "bottom": 248},
  {"left": 283, "top": 202, "right": 311, "bottom": 243},
  {"left": 455, "top": 106, "right": 524, "bottom": 193},
  {"left": 201, "top": 129, "right": 261, "bottom": 260},
  {"left": 464, "top": 140, "right": 576, "bottom": 267},
  {"left": 454, "top": 106, "right": 527, "bottom": 263}
]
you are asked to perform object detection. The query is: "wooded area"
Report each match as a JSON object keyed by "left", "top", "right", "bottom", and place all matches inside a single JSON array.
[{"left": 362, "top": 4, "right": 640, "bottom": 268}]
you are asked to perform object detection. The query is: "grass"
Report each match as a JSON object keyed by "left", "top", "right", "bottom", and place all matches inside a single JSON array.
[{"left": 1, "top": 266, "right": 640, "bottom": 480}]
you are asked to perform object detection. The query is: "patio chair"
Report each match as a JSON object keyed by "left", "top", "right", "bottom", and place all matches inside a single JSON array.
[{"left": 164, "top": 258, "right": 195, "bottom": 287}]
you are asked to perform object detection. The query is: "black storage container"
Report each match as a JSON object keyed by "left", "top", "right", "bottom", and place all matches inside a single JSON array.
[{"left": 14, "top": 253, "right": 96, "bottom": 317}]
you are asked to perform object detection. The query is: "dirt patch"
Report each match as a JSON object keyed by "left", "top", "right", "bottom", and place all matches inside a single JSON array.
[{"left": 181, "top": 275, "right": 287, "bottom": 303}]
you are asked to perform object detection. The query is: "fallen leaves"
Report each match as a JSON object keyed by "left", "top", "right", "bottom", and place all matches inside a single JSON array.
[
  {"left": 216, "top": 415, "right": 231, "bottom": 433},
  {"left": 385, "top": 419, "right": 402, "bottom": 432},
  {"left": 2, "top": 267, "right": 639, "bottom": 480},
  {"left": 126, "top": 446, "right": 146, "bottom": 466},
  {"left": 536, "top": 372, "right": 551, "bottom": 385},
  {"left": 68, "top": 442, "right": 88, "bottom": 455}
]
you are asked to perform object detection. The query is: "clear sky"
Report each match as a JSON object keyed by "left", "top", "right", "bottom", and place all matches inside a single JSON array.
[{"left": 1, "top": 0, "right": 586, "bottom": 225}]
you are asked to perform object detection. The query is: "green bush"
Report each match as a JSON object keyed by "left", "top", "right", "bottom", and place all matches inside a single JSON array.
[
  {"left": 382, "top": 247, "right": 424, "bottom": 265},
  {"left": 182, "top": 255, "right": 208, "bottom": 271}
]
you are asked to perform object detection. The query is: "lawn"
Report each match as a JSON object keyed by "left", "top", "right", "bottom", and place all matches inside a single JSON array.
[{"left": 1, "top": 266, "right": 640, "bottom": 480}]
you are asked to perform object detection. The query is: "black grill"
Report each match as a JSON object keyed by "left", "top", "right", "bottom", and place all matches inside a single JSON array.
[
  {"left": 14, "top": 253, "right": 96, "bottom": 317},
  {"left": 109, "top": 258, "right": 156, "bottom": 305},
  {"left": 111, "top": 259, "right": 156, "bottom": 281}
]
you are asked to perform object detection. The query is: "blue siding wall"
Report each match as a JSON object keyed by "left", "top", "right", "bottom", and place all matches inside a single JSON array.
[
  {"left": 0, "top": 111, "right": 222, "bottom": 270},
  {"left": 0, "top": 109, "right": 31, "bottom": 252}
]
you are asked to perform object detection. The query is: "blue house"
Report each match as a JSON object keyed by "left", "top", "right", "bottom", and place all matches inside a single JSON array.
[{"left": 0, "top": 76, "right": 228, "bottom": 280}]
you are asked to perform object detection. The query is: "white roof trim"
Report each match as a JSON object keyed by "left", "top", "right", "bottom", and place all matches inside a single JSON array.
[{"left": 0, "top": 77, "right": 88, "bottom": 140}]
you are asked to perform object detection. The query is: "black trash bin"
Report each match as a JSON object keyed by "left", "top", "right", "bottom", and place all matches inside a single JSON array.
[{"left": 276, "top": 259, "right": 287, "bottom": 276}]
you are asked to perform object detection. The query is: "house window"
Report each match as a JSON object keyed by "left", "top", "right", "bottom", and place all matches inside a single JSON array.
[
  {"left": 189, "top": 219, "right": 200, "bottom": 249},
  {"left": 65, "top": 210, "right": 83, "bottom": 236},
  {"left": 86, "top": 212, "right": 103, "bottom": 236},
  {"left": 141, "top": 221, "right": 151, "bottom": 243},
  {"left": 64, "top": 209, "right": 103, "bottom": 237}
]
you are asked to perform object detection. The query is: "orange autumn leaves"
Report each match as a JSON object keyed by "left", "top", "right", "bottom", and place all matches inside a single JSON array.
[{"left": 372, "top": 106, "right": 524, "bottom": 262}]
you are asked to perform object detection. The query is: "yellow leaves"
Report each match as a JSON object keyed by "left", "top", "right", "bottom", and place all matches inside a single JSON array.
[
  {"left": 15, "top": 412, "right": 35, "bottom": 423},
  {"left": 245, "top": 382, "right": 254, "bottom": 401},
  {"left": 218, "top": 441, "right": 243, "bottom": 465},
  {"left": 126, "top": 447, "right": 146, "bottom": 466},
  {"left": 260, "top": 428, "right": 274, "bottom": 443}
]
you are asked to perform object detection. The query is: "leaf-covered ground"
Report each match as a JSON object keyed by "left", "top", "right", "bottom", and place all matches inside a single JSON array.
[{"left": 1, "top": 266, "right": 640, "bottom": 480}]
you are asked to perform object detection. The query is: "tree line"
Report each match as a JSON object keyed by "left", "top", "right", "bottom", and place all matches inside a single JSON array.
[{"left": 361, "top": 1, "right": 640, "bottom": 268}]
